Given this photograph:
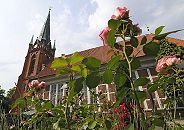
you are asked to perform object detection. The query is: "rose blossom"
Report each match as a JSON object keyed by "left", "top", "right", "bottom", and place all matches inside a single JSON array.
[
  {"left": 156, "top": 56, "right": 181, "bottom": 72},
  {"left": 28, "top": 80, "right": 39, "bottom": 88},
  {"left": 111, "top": 7, "right": 127, "bottom": 20},
  {"left": 99, "top": 27, "right": 110, "bottom": 46},
  {"left": 38, "top": 81, "right": 47, "bottom": 88},
  {"left": 28, "top": 80, "right": 47, "bottom": 88}
]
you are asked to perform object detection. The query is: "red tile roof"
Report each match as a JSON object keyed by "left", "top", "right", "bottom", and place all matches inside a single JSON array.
[{"left": 37, "top": 34, "right": 184, "bottom": 78}]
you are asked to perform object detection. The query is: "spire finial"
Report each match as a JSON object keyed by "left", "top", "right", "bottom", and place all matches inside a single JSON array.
[
  {"left": 39, "top": 10, "right": 50, "bottom": 44},
  {"left": 49, "top": 7, "right": 52, "bottom": 11}
]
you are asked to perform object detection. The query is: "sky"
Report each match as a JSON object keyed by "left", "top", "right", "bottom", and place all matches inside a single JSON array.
[{"left": 0, "top": 0, "right": 184, "bottom": 91}]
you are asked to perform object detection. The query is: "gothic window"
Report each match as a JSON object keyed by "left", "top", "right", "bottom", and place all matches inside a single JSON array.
[{"left": 29, "top": 54, "right": 36, "bottom": 75}]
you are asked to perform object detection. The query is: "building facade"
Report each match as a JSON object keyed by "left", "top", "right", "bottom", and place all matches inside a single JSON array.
[{"left": 14, "top": 11, "right": 184, "bottom": 114}]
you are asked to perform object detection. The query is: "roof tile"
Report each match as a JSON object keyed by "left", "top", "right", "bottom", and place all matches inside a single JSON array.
[{"left": 37, "top": 34, "right": 184, "bottom": 78}]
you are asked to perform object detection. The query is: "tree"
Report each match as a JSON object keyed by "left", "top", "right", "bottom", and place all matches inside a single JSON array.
[
  {"left": 0, "top": 86, "right": 16, "bottom": 113},
  {"left": 6, "top": 87, "right": 16, "bottom": 99},
  {"left": 0, "top": 86, "right": 5, "bottom": 96}
]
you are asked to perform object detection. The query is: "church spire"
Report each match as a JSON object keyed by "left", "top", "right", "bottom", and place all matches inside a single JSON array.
[
  {"left": 29, "top": 35, "right": 34, "bottom": 45},
  {"left": 39, "top": 9, "right": 50, "bottom": 44}
]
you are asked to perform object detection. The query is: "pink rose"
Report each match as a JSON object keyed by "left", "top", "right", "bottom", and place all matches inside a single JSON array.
[
  {"left": 156, "top": 56, "right": 181, "bottom": 72},
  {"left": 38, "top": 81, "right": 47, "bottom": 88},
  {"left": 99, "top": 27, "right": 110, "bottom": 46},
  {"left": 28, "top": 80, "right": 39, "bottom": 88},
  {"left": 111, "top": 7, "right": 127, "bottom": 20}
]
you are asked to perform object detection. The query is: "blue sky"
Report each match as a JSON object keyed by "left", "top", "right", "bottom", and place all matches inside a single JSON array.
[{"left": 0, "top": 0, "right": 184, "bottom": 91}]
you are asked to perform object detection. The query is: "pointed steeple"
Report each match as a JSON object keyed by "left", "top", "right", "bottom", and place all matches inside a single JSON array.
[
  {"left": 29, "top": 35, "right": 34, "bottom": 45},
  {"left": 39, "top": 9, "right": 50, "bottom": 44}
]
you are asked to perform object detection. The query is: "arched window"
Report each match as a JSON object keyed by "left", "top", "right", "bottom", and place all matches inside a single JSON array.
[{"left": 29, "top": 54, "right": 36, "bottom": 75}]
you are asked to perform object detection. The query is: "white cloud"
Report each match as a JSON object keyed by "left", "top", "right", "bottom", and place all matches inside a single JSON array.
[
  {"left": 0, "top": 0, "right": 184, "bottom": 91},
  {"left": 27, "top": 14, "right": 44, "bottom": 37}
]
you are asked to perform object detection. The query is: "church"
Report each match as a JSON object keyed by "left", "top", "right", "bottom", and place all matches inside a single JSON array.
[{"left": 14, "top": 10, "right": 184, "bottom": 113}]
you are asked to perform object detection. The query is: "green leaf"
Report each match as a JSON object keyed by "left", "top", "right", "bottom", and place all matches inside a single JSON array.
[
  {"left": 148, "top": 83, "right": 159, "bottom": 93},
  {"left": 125, "top": 46, "right": 133, "bottom": 56},
  {"left": 107, "top": 56, "right": 120, "bottom": 70},
  {"left": 98, "top": 128, "right": 106, "bottom": 130},
  {"left": 134, "top": 77, "right": 150, "bottom": 87},
  {"left": 55, "top": 68, "right": 70, "bottom": 76},
  {"left": 152, "top": 118, "right": 164, "bottom": 127},
  {"left": 107, "top": 30, "right": 116, "bottom": 47},
  {"left": 12, "top": 98, "right": 26, "bottom": 109},
  {"left": 113, "top": 88, "right": 129, "bottom": 107},
  {"left": 135, "top": 91, "right": 147, "bottom": 103},
  {"left": 81, "top": 68, "right": 88, "bottom": 78},
  {"left": 86, "top": 117, "right": 94, "bottom": 122},
  {"left": 86, "top": 72, "right": 101, "bottom": 89},
  {"left": 153, "top": 29, "right": 184, "bottom": 40},
  {"left": 155, "top": 26, "right": 165, "bottom": 35},
  {"left": 176, "top": 61, "right": 184, "bottom": 69},
  {"left": 69, "top": 52, "right": 84, "bottom": 65},
  {"left": 71, "top": 65, "right": 81, "bottom": 72},
  {"left": 51, "top": 58, "right": 68, "bottom": 68},
  {"left": 108, "top": 19, "right": 123, "bottom": 30},
  {"left": 74, "top": 78, "right": 84, "bottom": 93},
  {"left": 71, "top": 65, "right": 87, "bottom": 78},
  {"left": 42, "top": 101, "right": 54, "bottom": 110},
  {"left": 103, "top": 70, "right": 113, "bottom": 84},
  {"left": 125, "top": 123, "right": 134, "bottom": 130},
  {"left": 88, "top": 121, "right": 97, "bottom": 129},
  {"left": 114, "top": 73, "right": 126, "bottom": 87},
  {"left": 35, "top": 100, "right": 42, "bottom": 112},
  {"left": 83, "top": 57, "right": 101, "bottom": 70},
  {"left": 143, "top": 42, "right": 160, "bottom": 56},
  {"left": 131, "top": 58, "right": 141, "bottom": 70},
  {"left": 105, "top": 119, "right": 112, "bottom": 129},
  {"left": 68, "top": 78, "right": 84, "bottom": 102},
  {"left": 141, "top": 35, "right": 147, "bottom": 45},
  {"left": 130, "top": 36, "right": 138, "bottom": 48}
]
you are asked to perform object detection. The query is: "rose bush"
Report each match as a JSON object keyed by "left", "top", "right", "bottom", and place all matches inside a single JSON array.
[
  {"left": 10, "top": 5, "right": 184, "bottom": 130},
  {"left": 114, "top": 103, "right": 129, "bottom": 129}
]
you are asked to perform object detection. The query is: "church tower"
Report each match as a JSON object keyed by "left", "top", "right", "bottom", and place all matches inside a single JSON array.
[{"left": 14, "top": 10, "right": 55, "bottom": 98}]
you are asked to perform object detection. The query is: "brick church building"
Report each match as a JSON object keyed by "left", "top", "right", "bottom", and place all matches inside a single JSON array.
[{"left": 14, "top": 11, "right": 184, "bottom": 113}]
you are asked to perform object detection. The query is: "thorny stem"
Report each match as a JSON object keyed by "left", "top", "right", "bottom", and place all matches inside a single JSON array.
[
  {"left": 122, "top": 38, "right": 147, "bottom": 129},
  {"left": 65, "top": 102, "right": 69, "bottom": 129},
  {"left": 173, "top": 85, "right": 176, "bottom": 126},
  {"left": 64, "top": 73, "right": 74, "bottom": 130}
]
